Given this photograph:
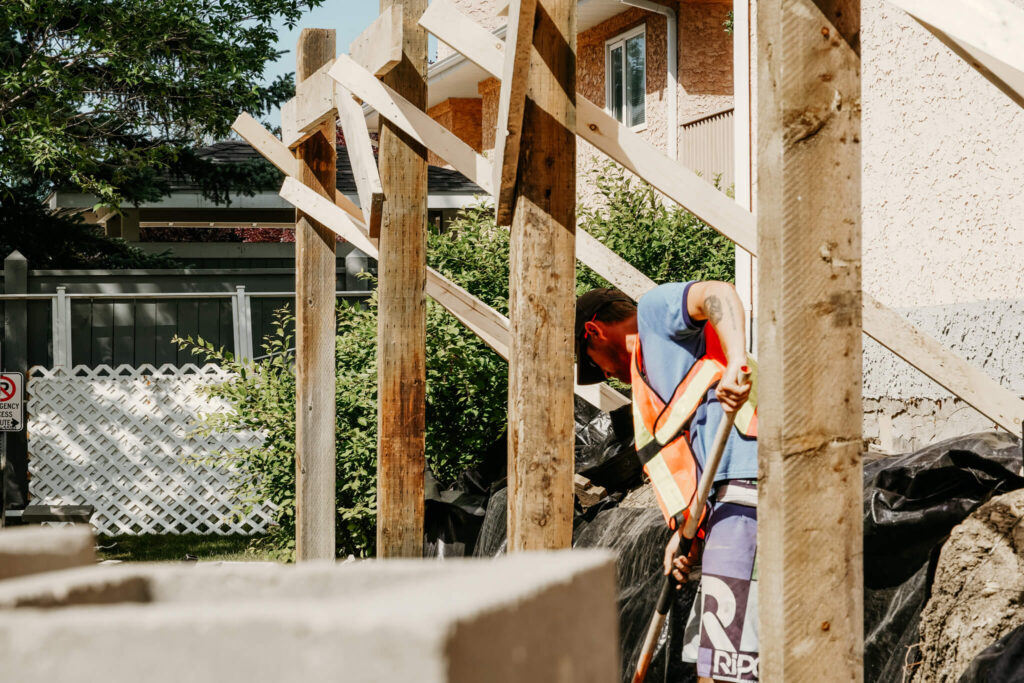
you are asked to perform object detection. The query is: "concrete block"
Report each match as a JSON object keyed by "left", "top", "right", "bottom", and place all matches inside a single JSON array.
[
  {"left": 0, "top": 525, "right": 95, "bottom": 581},
  {"left": 0, "top": 550, "right": 618, "bottom": 683}
]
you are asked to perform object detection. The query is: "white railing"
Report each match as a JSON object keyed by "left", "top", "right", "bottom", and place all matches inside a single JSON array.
[{"left": 27, "top": 363, "right": 274, "bottom": 536}]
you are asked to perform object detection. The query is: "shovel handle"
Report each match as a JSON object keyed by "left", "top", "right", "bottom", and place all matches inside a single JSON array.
[{"left": 632, "top": 367, "right": 751, "bottom": 683}]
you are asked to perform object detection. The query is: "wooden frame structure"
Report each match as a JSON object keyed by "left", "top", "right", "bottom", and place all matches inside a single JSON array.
[{"left": 229, "top": 0, "right": 1024, "bottom": 668}]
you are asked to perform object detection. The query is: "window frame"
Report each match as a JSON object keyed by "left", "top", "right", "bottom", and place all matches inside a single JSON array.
[{"left": 604, "top": 24, "right": 648, "bottom": 132}]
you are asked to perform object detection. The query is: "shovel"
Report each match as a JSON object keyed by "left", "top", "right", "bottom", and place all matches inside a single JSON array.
[{"left": 631, "top": 366, "right": 751, "bottom": 683}]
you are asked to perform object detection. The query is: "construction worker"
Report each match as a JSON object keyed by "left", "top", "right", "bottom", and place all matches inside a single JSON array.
[{"left": 575, "top": 281, "right": 758, "bottom": 683}]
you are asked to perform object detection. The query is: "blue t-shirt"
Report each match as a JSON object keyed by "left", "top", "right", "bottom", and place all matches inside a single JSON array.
[{"left": 636, "top": 282, "right": 758, "bottom": 483}]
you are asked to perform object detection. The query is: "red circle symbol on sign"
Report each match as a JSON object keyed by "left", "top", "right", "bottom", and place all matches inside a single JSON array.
[{"left": 0, "top": 376, "right": 16, "bottom": 402}]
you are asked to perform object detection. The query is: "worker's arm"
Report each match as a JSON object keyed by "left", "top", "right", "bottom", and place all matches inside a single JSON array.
[{"left": 686, "top": 281, "right": 750, "bottom": 411}]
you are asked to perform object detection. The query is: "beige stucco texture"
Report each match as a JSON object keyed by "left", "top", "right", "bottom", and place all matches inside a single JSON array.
[
  {"left": 862, "top": 0, "right": 1024, "bottom": 310},
  {"left": 858, "top": 0, "right": 1024, "bottom": 448}
]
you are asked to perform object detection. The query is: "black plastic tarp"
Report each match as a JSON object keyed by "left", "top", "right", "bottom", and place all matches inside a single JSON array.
[
  {"left": 426, "top": 401, "right": 1024, "bottom": 683},
  {"left": 959, "top": 622, "right": 1024, "bottom": 683},
  {"left": 864, "top": 431, "right": 1024, "bottom": 682}
]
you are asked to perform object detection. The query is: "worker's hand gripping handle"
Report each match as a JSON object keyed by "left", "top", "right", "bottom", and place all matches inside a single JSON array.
[{"left": 632, "top": 367, "right": 751, "bottom": 683}]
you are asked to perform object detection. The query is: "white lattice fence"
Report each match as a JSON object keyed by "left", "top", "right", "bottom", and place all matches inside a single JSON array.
[{"left": 27, "top": 364, "right": 276, "bottom": 536}]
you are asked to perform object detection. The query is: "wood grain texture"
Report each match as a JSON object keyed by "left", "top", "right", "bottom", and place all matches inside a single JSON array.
[
  {"left": 756, "top": 1, "right": 863, "bottom": 679},
  {"left": 376, "top": 0, "right": 428, "bottom": 559},
  {"left": 350, "top": 5, "right": 404, "bottom": 77},
  {"left": 330, "top": 55, "right": 493, "bottom": 194},
  {"left": 230, "top": 113, "right": 365, "bottom": 224},
  {"left": 419, "top": 0, "right": 506, "bottom": 76},
  {"left": 493, "top": 0, "right": 538, "bottom": 226},
  {"left": 507, "top": 0, "right": 576, "bottom": 552},
  {"left": 335, "top": 87, "right": 385, "bottom": 238},
  {"left": 293, "top": 28, "right": 337, "bottom": 563}
]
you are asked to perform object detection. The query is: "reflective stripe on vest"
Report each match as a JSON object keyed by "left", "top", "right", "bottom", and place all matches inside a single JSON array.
[{"left": 631, "top": 324, "right": 758, "bottom": 525}]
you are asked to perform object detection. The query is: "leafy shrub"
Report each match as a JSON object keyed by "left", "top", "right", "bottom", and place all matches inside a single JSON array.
[
  {"left": 576, "top": 163, "right": 735, "bottom": 292},
  {"left": 178, "top": 205, "right": 509, "bottom": 559},
  {"left": 179, "top": 167, "right": 735, "bottom": 559}
]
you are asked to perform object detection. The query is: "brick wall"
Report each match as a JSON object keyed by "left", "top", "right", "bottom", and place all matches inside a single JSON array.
[{"left": 426, "top": 98, "right": 484, "bottom": 167}]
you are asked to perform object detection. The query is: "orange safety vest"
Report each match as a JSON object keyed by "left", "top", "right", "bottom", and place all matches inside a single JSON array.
[{"left": 631, "top": 323, "right": 758, "bottom": 529}]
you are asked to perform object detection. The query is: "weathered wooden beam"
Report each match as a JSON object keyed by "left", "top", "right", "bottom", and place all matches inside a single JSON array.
[
  {"left": 507, "top": 0, "right": 576, "bottom": 552},
  {"left": 279, "top": 176, "right": 629, "bottom": 416},
  {"left": 293, "top": 28, "right": 338, "bottom": 563},
  {"left": 757, "top": 1, "right": 863, "bottom": 679},
  {"left": 350, "top": 5, "right": 404, "bottom": 77},
  {"left": 329, "top": 55, "right": 493, "bottom": 194},
  {"left": 335, "top": 88, "right": 385, "bottom": 238},
  {"left": 888, "top": 0, "right": 1024, "bottom": 109},
  {"left": 421, "top": 4, "right": 1024, "bottom": 437},
  {"left": 492, "top": 0, "right": 538, "bottom": 226},
  {"left": 376, "top": 0, "right": 429, "bottom": 559},
  {"left": 231, "top": 112, "right": 367, "bottom": 226}
]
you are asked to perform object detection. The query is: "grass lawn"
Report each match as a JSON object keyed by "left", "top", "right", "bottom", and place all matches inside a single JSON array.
[{"left": 97, "top": 534, "right": 281, "bottom": 563}]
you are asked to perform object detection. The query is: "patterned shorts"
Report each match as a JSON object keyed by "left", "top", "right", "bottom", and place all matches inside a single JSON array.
[{"left": 681, "top": 480, "right": 759, "bottom": 682}]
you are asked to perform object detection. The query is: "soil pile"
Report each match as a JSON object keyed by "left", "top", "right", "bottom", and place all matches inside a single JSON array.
[{"left": 913, "top": 489, "right": 1024, "bottom": 682}]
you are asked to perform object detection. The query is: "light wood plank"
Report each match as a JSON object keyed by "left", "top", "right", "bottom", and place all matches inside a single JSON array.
[
  {"left": 295, "top": 62, "right": 337, "bottom": 134},
  {"left": 280, "top": 97, "right": 300, "bottom": 148},
  {"left": 280, "top": 175, "right": 628, "bottom": 413},
  {"left": 889, "top": 0, "right": 1024, "bottom": 108},
  {"left": 418, "top": 0, "right": 505, "bottom": 77},
  {"left": 492, "top": 0, "right": 538, "bottom": 226},
  {"left": 757, "top": 2, "right": 863, "bottom": 678},
  {"left": 293, "top": 28, "right": 337, "bottom": 563},
  {"left": 230, "top": 112, "right": 367, "bottom": 225},
  {"left": 329, "top": 54, "right": 494, "bottom": 194},
  {"left": 231, "top": 113, "right": 298, "bottom": 177},
  {"left": 350, "top": 5, "right": 404, "bottom": 77},
  {"left": 336, "top": 87, "right": 385, "bottom": 238},
  {"left": 864, "top": 294, "right": 1024, "bottom": 433}
]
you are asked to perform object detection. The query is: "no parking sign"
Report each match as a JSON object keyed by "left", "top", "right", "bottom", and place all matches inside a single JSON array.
[{"left": 0, "top": 373, "right": 24, "bottom": 432}]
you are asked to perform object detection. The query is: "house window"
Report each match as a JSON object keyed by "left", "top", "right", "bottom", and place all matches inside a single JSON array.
[{"left": 606, "top": 26, "right": 646, "bottom": 129}]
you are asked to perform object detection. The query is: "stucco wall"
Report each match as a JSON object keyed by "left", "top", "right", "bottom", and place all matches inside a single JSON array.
[{"left": 858, "top": 0, "right": 1024, "bottom": 449}]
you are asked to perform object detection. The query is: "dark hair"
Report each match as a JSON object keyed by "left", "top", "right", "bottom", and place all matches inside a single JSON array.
[{"left": 594, "top": 299, "right": 637, "bottom": 324}]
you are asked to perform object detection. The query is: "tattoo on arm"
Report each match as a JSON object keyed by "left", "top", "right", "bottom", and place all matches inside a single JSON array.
[{"left": 706, "top": 295, "right": 724, "bottom": 326}]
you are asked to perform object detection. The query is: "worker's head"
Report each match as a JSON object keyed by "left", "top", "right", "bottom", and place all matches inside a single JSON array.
[{"left": 575, "top": 288, "right": 637, "bottom": 385}]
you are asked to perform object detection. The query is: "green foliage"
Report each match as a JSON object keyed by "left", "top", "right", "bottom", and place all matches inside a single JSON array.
[
  {"left": 177, "top": 207, "right": 510, "bottom": 559},
  {"left": 576, "top": 164, "right": 736, "bottom": 293},
  {"left": 0, "top": 0, "right": 317, "bottom": 206},
  {"left": 724, "top": 10, "right": 735, "bottom": 35},
  {"left": 178, "top": 170, "right": 735, "bottom": 559}
]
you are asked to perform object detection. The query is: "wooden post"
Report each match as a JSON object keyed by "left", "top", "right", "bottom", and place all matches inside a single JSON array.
[
  {"left": 3, "top": 251, "right": 28, "bottom": 507},
  {"left": 507, "top": 0, "right": 576, "bottom": 551},
  {"left": 294, "top": 28, "right": 337, "bottom": 562},
  {"left": 376, "top": 0, "right": 428, "bottom": 558},
  {"left": 757, "top": 0, "right": 863, "bottom": 680}
]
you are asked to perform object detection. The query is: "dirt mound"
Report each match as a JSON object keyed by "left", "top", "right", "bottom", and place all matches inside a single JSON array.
[{"left": 913, "top": 488, "right": 1024, "bottom": 683}]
